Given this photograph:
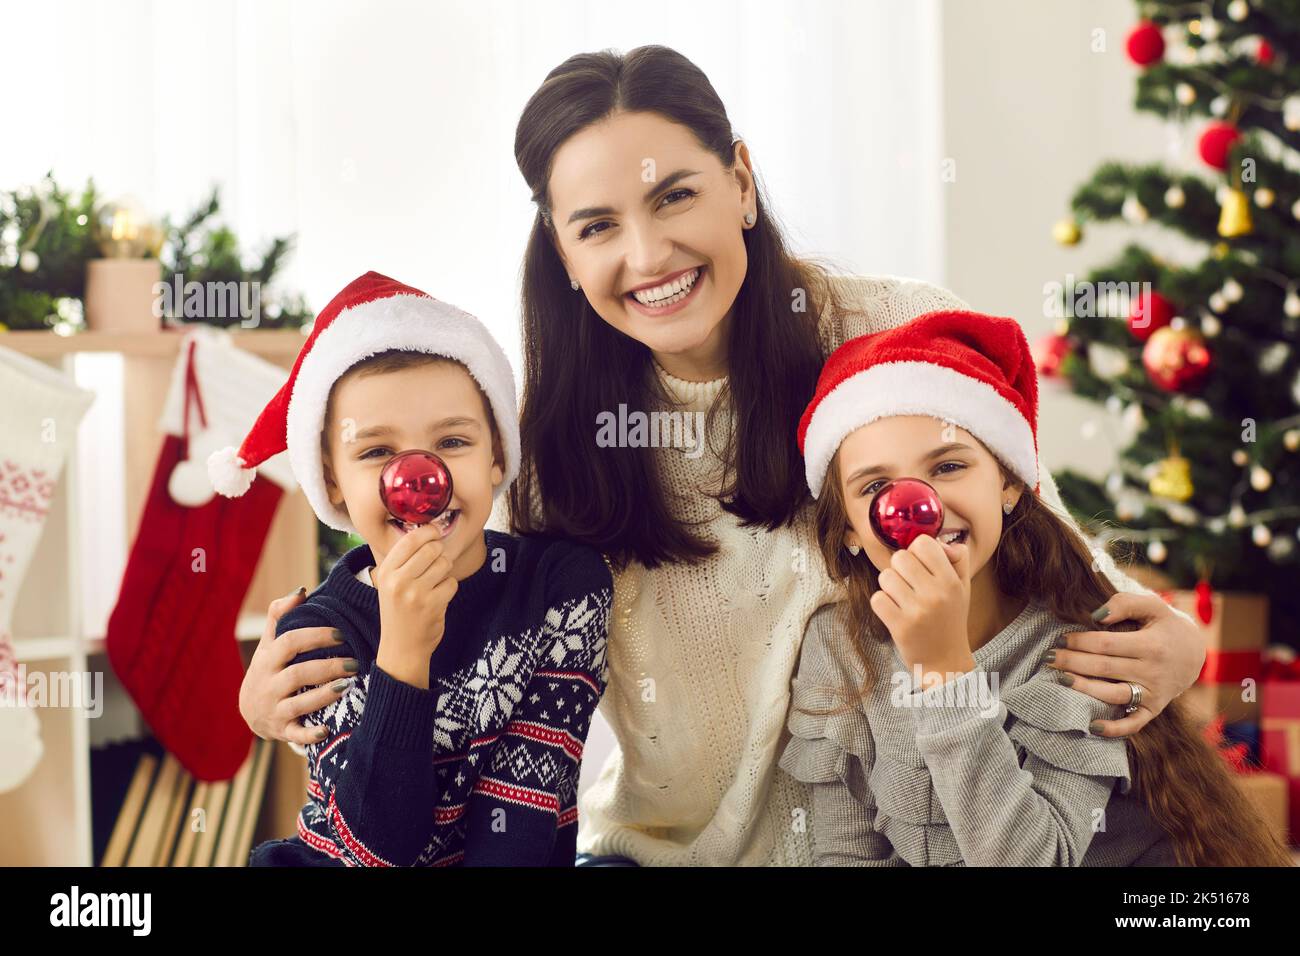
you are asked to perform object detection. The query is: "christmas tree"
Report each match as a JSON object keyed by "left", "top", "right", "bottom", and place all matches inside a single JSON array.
[{"left": 1046, "top": 0, "right": 1300, "bottom": 645}]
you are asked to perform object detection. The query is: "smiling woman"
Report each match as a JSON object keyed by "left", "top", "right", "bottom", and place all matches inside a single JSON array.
[{"left": 511, "top": 57, "right": 843, "bottom": 569}]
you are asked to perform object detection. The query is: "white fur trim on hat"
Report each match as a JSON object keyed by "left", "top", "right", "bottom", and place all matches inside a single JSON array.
[
  {"left": 207, "top": 445, "right": 256, "bottom": 497},
  {"left": 285, "top": 293, "right": 520, "bottom": 534},
  {"left": 802, "top": 360, "right": 1038, "bottom": 499}
]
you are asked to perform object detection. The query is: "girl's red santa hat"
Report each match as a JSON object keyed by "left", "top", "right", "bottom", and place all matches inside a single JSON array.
[
  {"left": 797, "top": 309, "right": 1040, "bottom": 499},
  {"left": 206, "top": 271, "right": 520, "bottom": 534}
]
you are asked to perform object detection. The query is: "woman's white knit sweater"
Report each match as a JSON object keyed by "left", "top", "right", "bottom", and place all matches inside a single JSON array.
[{"left": 493, "top": 274, "right": 1169, "bottom": 867}]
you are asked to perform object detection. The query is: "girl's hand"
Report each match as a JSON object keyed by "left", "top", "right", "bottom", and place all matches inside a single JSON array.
[
  {"left": 240, "top": 589, "right": 360, "bottom": 746},
  {"left": 870, "top": 534, "right": 975, "bottom": 683},
  {"left": 373, "top": 523, "right": 459, "bottom": 688},
  {"left": 1046, "top": 592, "right": 1207, "bottom": 738}
]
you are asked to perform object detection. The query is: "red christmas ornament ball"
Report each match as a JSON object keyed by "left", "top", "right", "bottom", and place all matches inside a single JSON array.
[
  {"left": 1257, "top": 39, "right": 1275, "bottom": 66},
  {"left": 1198, "top": 122, "right": 1241, "bottom": 171},
  {"left": 1142, "top": 327, "right": 1212, "bottom": 391},
  {"left": 869, "top": 478, "right": 945, "bottom": 551},
  {"left": 379, "top": 450, "right": 454, "bottom": 525},
  {"left": 1033, "top": 333, "right": 1071, "bottom": 378},
  {"left": 1128, "top": 290, "right": 1175, "bottom": 341},
  {"left": 1125, "top": 21, "right": 1165, "bottom": 66}
]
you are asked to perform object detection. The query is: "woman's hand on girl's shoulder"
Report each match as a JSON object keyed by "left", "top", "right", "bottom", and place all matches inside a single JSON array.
[
  {"left": 240, "top": 589, "right": 359, "bottom": 746},
  {"left": 1045, "top": 592, "right": 1207, "bottom": 738}
]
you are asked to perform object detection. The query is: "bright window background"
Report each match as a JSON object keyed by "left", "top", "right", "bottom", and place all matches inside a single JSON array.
[{"left": 3, "top": 0, "right": 947, "bottom": 373}]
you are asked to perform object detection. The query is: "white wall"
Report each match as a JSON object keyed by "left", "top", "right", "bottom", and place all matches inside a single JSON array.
[{"left": 940, "top": 0, "right": 1200, "bottom": 482}]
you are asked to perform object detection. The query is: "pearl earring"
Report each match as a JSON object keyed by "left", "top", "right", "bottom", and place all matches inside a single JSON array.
[
  {"left": 744, "top": 212, "right": 755, "bottom": 226},
  {"left": 1003, "top": 500, "right": 1014, "bottom": 515},
  {"left": 570, "top": 278, "right": 581, "bottom": 291},
  {"left": 846, "top": 543, "right": 861, "bottom": 556}
]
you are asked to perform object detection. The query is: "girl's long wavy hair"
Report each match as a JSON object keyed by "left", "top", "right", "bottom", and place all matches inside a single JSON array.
[
  {"left": 510, "top": 44, "right": 844, "bottom": 570},
  {"left": 813, "top": 450, "right": 1293, "bottom": 867}
]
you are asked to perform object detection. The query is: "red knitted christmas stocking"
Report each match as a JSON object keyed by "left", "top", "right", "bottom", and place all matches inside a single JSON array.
[{"left": 107, "top": 340, "right": 283, "bottom": 781}]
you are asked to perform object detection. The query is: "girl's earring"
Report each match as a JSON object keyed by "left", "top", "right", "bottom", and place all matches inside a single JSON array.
[
  {"left": 570, "top": 278, "right": 581, "bottom": 291},
  {"left": 744, "top": 212, "right": 755, "bottom": 227},
  {"left": 1003, "top": 499, "right": 1015, "bottom": 515},
  {"left": 846, "top": 543, "right": 861, "bottom": 556}
]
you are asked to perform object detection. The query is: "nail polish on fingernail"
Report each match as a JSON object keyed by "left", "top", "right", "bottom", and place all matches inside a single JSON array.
[
  {"left": 1043, "top": 650, "right": 1056, "bottom": 663},
  {"left": 296, "top": 585, "right": 307, "bottom": 597},
  {"left": 1057, "top": 672, "right": 1074, "bottom": 687},
  {"left": 1091, "top": 604, "right": 1111, "bottom": 622},
  {"left": 1088, "top": 721, "right": 1103, "bottom": 735},
  {"left": 331, "top": 629, "right": 346, "bottom": 643},
  {"left": 316, "top": 725, "right": 329, "bottom": 740},
  {"left": 343, "top": 659, "right": 360, "bottom": 672},
  {"left": 330, "top": 679, "right": 350, "bottom": 692}
]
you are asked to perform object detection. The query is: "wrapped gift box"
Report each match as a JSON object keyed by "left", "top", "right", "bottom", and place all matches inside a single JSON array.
[
  {"left": 1167, "top": 591, "right": 1267, "bottom": 726},
  {"left": 1232, "top": 770, "right": 1289, "bottom": 847},
  {"left": 1261, "top": 680, "right": 1300, "bottom": 846}
]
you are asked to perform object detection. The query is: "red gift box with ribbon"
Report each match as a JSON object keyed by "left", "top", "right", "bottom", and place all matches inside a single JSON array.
[
  {"left": 1162, "top": 584, "right": 1267, "bottom": 726},
  {"left": 1260, "top": 651, "right": 1300, "bottom": 846}
]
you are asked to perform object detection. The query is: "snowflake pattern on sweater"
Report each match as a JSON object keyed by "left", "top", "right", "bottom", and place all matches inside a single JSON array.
[{"left": 254, "top": 530, "right": 611, "bottom": 867}]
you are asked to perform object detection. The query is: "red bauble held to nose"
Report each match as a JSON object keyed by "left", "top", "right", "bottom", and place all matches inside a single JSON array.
[
  {"left": 379, "top": 450, "right": 453, "bottom": 525},
  {"left": 869, "top": 478, "right": 945, "bottom": 550}
]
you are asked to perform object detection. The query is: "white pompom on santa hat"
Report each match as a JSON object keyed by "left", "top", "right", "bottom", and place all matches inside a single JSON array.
[
  {"left": 208, "top": 271, "right": 520, "bottom": 534},
  {"left": 797, "top": 309, "right": 1041, "bottom": 499}
]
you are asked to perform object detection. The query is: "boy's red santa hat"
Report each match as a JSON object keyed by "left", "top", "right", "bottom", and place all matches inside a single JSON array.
[
  {"left": 797, "top": 309, "right": 1040, "bottom": 499},
  {"left": 207, "top": 271, "right": 520, "bottom": 534}
]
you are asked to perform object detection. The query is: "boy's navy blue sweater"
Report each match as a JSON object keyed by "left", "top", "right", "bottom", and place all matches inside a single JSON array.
[{"left": 248, "top": 529, "right": 612, "bottom": 867}]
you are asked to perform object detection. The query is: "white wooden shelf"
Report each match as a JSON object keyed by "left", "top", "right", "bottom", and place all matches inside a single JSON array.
[
  {"left": 14, "top": 615, "right": 271, "bottom": 663},
  {"left": 0, "top": 329, "right": 319, "bottom": 866},
  {"left": 1, "top": 328, "right": 308, "bottom": 358}
]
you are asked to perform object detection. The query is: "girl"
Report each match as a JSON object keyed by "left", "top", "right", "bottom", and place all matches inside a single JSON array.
[
  {"left": 781, "top": 309, "right": 1292, "bottom": 866},
  {"left": 241, "top": 45, "right": 1210, "bottom": 867}
]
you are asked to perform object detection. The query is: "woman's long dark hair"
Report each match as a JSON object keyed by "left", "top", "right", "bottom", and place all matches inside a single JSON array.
[
  {"left": 510, "top": 45, "right": 842, "bottom": 570},
  {"left": 811, "top": 452, "right": 1293, "bottom": 867}
]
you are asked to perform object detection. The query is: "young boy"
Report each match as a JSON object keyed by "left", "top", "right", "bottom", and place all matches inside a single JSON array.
[{"left": 208, "top": 271, "right": 612, "bottom": 867}]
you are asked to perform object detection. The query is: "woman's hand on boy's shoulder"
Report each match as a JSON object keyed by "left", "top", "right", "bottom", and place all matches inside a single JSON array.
[{"left": 242, "top": 588, "right": 359, "bottom": 747}]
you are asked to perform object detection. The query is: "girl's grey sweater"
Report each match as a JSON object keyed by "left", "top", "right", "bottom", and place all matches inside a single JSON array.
[{"left": 778, "top": 599, "right": 1177, "bottom": 866}]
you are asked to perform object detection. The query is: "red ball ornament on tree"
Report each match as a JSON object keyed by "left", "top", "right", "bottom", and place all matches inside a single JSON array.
[
  {"left": 869, "top": 478, "right": 945, "bottom": 551},
  {"left": 1125, "top": 21, "right": 1165, "bottom": 66},
  {"left": 1142, "top": 326, "right": 1212, "bottom": 391},
  {"left": 379, "top": 450, "right": 454, "bottom": 526},
  {"left": 1128, "top": 290, "right": 1175, "bottom": 341},
  {"left": 1256, "top": 39, "right": 1275, "bottom": 66},
  {"left": 1198, "top": 122, "right": 1241, "bottom": 171},
  {"left": 1032, "top": 333, "right": 1071, "bottom": 379}
]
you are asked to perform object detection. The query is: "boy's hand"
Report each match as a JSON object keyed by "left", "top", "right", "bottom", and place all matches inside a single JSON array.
[
  {"left": 373, "top": 523, "right": 458, "bottom": 689},
  {"left": 870, "top": 533, "right": 974, "bottom": 686}
]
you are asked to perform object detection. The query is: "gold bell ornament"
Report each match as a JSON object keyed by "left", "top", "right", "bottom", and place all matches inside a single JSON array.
[
  {"left": 1217, "top": 187, "right": 1253, "bottom": 238},
  {"left": 1149, "top": 453, "right": 1195, "bottom": 502}
]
